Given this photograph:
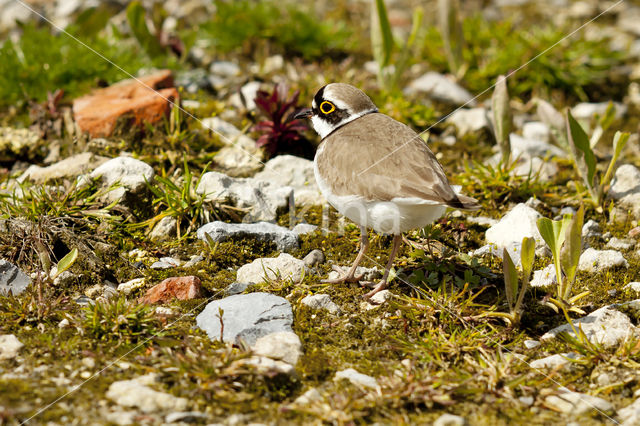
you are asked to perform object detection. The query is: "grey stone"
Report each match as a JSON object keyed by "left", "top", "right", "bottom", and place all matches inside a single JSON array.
[
  {"left": 509, "top": 133, "right": 565, "bottom": 159},
  {"left": 302, "top": 249, "right": 324, "bottom": 268},
  {"left": 301, "top": 294, "right": 340, "bottom": 314},
  {"left": 235, "top": 356, "right": 295, "bottom": 377},
  {"left": 578, "top": 248, "right": 628, "bottom": 273},
  {"left": 19, "top": 152, "right": 109, "bottom": 184},
  {"left": 106, "top": 374, "right": 188, "bottom": 413},
  {"left": 582, "top": 219, "right": 601, "bottom": 238},
  {"left": 175, "top": 69, "right": 211, "bottom": 93},
  {"left": 511, "top": 156, "right": 558, "bottom": 182},
  {"left": 236, "top": 253, "right": 307, "bottom": 285},
  {"left": 522, "top": 121, "right": 550, "bottom": 143},
  {"left": 523, "top": 339, "right": 540, "bottom": 349},
  {"left": 183, "top": 255, "right": 204, "bottom": 268},
  {"left": 229, "top": 81, "right": 262, "bottom": 111},
  {"left": 530, "top": 264, "right": 557, "bottom": 288},
  {"left": 196, "top": 172, "right": 292, "bottom": 222},
  {"left": 196, "top": 221, "right": 299, "bottom": 252},
  {"left": 253, "top": 155, "right": 324, "bottom": 206},
  {"left": 529, "top": 353, "right": 580, "bottom": 370},
  {"left": 0, "top": 260, "right": 30, "bottom": 296},
  {"left": 294, "top": 388, "right": 322, "bottom": 405},
  {"left": 148, "top": 216, "right": 177, "bottom": 242},
  {"left": 334, "top": 368, "right": 378, "bottom": 389},
  {"left": 571, "top": 102, "right": 627, "bottom": 120},
  {"left": 609, "top": 164, "right": 640, "bottom": 200},
  {"left": 209, "top": 61, "right": 240, "bottom": 77},
  {"left": 292, "top": 223, "right": 318, "bottom": 236},
  {"left": 542, "top": 305, "right": 637, "bottom": 348},
  {"left": 89, "top": 157, "right": 154, "bottom": 205},
  {"left": 150, "top": 257, "right": 182, "bottom": 270},
  {"left": 226, "top": 282, "right": 251, "bottom": 296},
  {"left": 252, "top": 331, "right": 302, "bottom": 364},
  {"left": 196, "top": 292, "right": 293, "bottom": 346},
  {"left": 165, "top": 411, "right": 208, "bottom": 423},
  {"left": 466, "top": 216, "right": 498, "bottom": 227},
  {"left": 606, "top": 237, "right": 635, "bottom": 251},
  {"left": 446, "top": 108, "right": 490, "bottom": 136},
  {"left": 405, "top": 72, "right": 476, "bottom": 106},
  {"left": 544, "top": 388, "right": 614, "bottom": 416},
  {"left": 0, "top": 334, "right": 24, "bottom": 360},
  {"left": 433, "top": 413, "right": 466, "bottom": 426}
]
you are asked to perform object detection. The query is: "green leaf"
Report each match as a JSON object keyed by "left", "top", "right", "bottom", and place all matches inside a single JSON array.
[
  {"left": 601, "top": 131, "right": 630, "bottom": 189},
  {"left": 537, "top": 216, "right": 571, "bottom": 290},
  {"left": 566, "top": 109, "right": 597, "bottom": 189},
  {"left": 54, "top": 248, "right": 78, "bottom": 280},
  {"left": 520, "top": 236, "right": 535, "bottom": 281},
  {"left": 503, "top": 248, "right": 518, "bottom": 309},
  {"left": 126, "top": 1, "right": 164, "bottom": 58},
  {"left": 491, "top": 75, "right": 512, "bottom": 166},
  {"left": 371, "top": 0, "right": 394, "bottom": 68},
  {"left": 560, "top": 205, "right": 584, "bottom": 299}
]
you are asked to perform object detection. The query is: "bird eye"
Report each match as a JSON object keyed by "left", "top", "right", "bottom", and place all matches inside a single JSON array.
[{"left": 320, "top": 101, "right": 336, "bottom": 115}]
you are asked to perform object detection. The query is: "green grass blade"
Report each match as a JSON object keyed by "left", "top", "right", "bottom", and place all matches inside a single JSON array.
[
  {"left": 371, "top": 0, "right": 394, "bottom": 69},
  {"left": 503, "top": 248, "right": 518, "bottom": 309}
]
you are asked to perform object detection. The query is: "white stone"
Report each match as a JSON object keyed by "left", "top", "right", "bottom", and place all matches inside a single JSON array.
[
  {"left": 446, "top": 108, "right": 489, "bottom": 136},
  {"left": 236, "top": 355, "right": 296, "bottom": 376},
  {"left": 252, "top": 331, "right": 302, "bottom": 365},
  {"left": 571, "top": 102, "right": 627, "bottom": 120},
  {"left": 523, "top": 339, "right": 540, "bottom": 349},
  {"left": 530, "top": 264, "right": 557, "bottom": 288},
  {"left": 405, "top": 72, "right": 476, "bottom": 106},
  {"left": 529, "top": 353, "right": 580, "bottom": 370},
  {"left": 106, "top": 374, "right": 188, "bottom": 413},
  {"left": 511, "top": 156, "right": 558, "bottom": 182},
  {"left": 544, "top": 388, "right": 614, "bottom": 416},
  {"left": 197, "top": 221, "right": 298, "bottom": 252},
  {"left": 89, "top": 157, "right": 154, "bottom": 204},
  {"left": 606, "top": 237, "right": 635, "bottom": 251},
  {"left": 328, "top": 266, "right": 379, "bottom": 282},
  {"left": 466, "top": 216, "right": 497, "bottom": 227},
  {"left": 293, "top": 388, "right": 322, "bottom": 405},
  {"left": 301, "top": 294, "right": 340, "bottom": 314},
  {"left": 117, "top": 278, "right": 146, "bottom": 295},
  {"left": 542, "top": 305, "right": 637, "bottom": 348},
  {"left": 625, "top": 282, "right": 640, "bottom": 292},
  {"left": 0, "top": 334, "right": 24, "bottom": 360},
  {"left": 196, "top": 171, "right": 292, "bottom": 222},
  {"left": 609, "top": 164, "right": 640, "bottom": 200},
  {"left": 578, "top": 248, "right": 628, "bottom": 273},
  {"left": 485, "top": 203, "right": 544, "bottom": 249},
  {"left": 148, "top": 216, "right": 177, "bottom": 242},
  {"left": 433, "top": 413, "right": 466, "bottom": 426},
  {"left": 522, "top": 121, "right": 550, "bottom": 143},
  {"left": 229, "top": 81, "right": 262, "bottom": 111},
  {"left": 619, "top": 396, "right": 640, "bottom": 425},
  {"left": 236, "top": 253, "right": 307, "bottom": 284},
  {"left": 292, "top": 223, "right": 318, "bottom": 236},
  {"left": 253, "top": 155, "right": 324, "bottom": 205},
  {"left": 582, "top": 219, "right": 601, "bottom": 238},
  {"left": 19, "top": 153, "right": 109, "bottom": 184},
  {"left": 334, "top": 368, "right": 378, "bottom": 389},
  {"left": 209, "top": 61, "right": 240, "bottom": 77},
  {"left": 509, "top": 133, "right": 565, "bottom": 159}
]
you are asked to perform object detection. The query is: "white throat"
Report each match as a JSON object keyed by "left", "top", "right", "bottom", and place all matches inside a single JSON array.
[{"left": 311, "top": 108, "right": 377, "bottom": 139}]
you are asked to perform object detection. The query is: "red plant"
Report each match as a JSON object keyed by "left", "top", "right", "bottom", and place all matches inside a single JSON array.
[{"left": 252, "top": 83, "right": 312, "bottom": 158}]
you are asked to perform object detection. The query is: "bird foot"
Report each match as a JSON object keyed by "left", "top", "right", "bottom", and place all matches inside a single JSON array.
[
  {"left": 321, "top": 265, "right": 364, "bottom": 284},
  {"left": 362, "top": 281, "right": 388, "bottom": 302}
]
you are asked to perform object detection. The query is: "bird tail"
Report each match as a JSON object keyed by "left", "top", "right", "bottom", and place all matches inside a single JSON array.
[{"left": 446, "top": 193, "right": 481, "bottom": 211}]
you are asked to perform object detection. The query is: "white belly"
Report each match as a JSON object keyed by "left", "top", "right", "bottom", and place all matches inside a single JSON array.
[{"left": 313, "top": 153, "right": 447, "bottom": 235}]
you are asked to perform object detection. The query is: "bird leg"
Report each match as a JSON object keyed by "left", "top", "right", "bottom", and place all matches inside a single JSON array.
[
  {"left": 364, "top": 234, "right": 403, "bottom": 300},
  {"left": 322, "top": 227, "right": 369, "bottom": 284}
]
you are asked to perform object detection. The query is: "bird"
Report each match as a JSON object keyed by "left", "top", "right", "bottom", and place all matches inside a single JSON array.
[{"left": 294, "top": 83, "right": 480, "bottom": 299}]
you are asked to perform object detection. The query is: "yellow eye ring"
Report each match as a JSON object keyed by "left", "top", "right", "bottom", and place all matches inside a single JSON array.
[{"left": 320, "top": 101, "right": 335, "bottom": 115}]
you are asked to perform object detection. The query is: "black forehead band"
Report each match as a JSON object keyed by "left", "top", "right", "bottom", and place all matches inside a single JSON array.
[{"left": 314, "top": 85, "right": 327, "bottom": 107}]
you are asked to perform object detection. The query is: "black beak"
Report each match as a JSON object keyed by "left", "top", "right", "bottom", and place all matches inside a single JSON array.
[{"left": 294, "top": 108, "right": 312, "bottom": 120}]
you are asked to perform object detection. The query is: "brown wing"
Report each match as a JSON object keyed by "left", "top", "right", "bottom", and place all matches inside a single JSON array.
[{"left": 317, "top": 113, "right": 479, "bottom": 209}]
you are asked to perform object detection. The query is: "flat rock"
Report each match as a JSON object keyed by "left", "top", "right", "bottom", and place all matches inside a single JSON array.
[
  {"left": 252, "top": 331, "right": 302, "bottom": 365},
  {"left": 89, "top": 156, "right": 154, "bottom": 205},
  {"left": 19, "top": 152, "right": 109, "bottom": 183},
  {"left": 196, "top": 292, "right": 293, "bottom": 346},
  {"left": 0, "top": 259, "right": 30, "bottom": 296},
  {"left": 73, "top": 70, "right": 178, "bottom": 138},
  {"left": 405, "top": 72, "right": 476, "bottom": 106},
  {"left": 542, "top": 305, "right": 637, "bottom": 348},
  {"left": 485, "top": 203, "right": 544, "bottom": 250},
  {"left": 334, "top": 368, "right": 378, "bottom": 389},
  {"left": 196, "top": 172, "right": 291, "bottom": 222},
  {"left": 106, "top": 374, "right": 188, "bottom": 413},
  {"left": 0, "top": 334, "right": 24, "bottom": 360},
  {"left": 236, "top": 253, "right": 307, "bottom": 284},
  {"left": 293, "top": 223, "right": 319, "bottom": 236},
  {"left": 140, "top": 276, "right": 203, "bottom": 304},
  {"left": 197, "top": 221, "right": 298, "bottom": 252},
  {"left": 529, "top": 353, "right": 580, "bottom": 371},
  {"left": 254, "top": 155, "right": 324, "bottom": 205},
  {"left": 300, "top": 294, "right": 340, "bottom": 314},
  {"left": 578, "top": 248, "right": 628, "bottom": 273},
  {"left": 544, "top": 388, "right": 614, "bottom": 416},
  {"left": 445, "top": 108, "right": 489, "bottom": 136}
]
